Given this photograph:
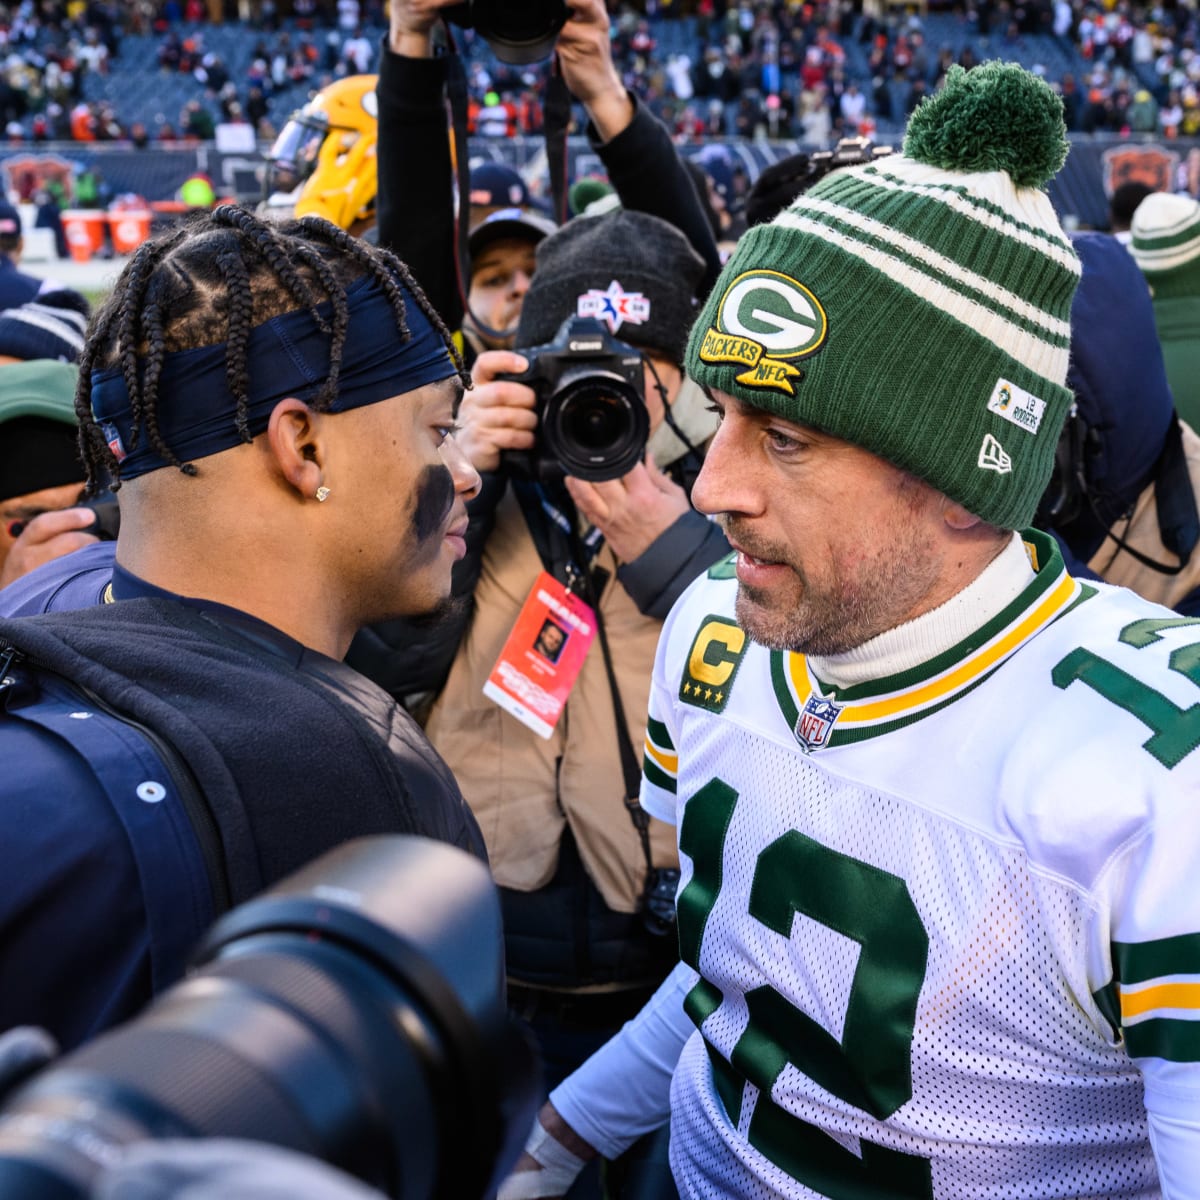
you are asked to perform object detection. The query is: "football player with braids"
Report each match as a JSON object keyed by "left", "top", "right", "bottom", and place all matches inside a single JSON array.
[
  {"left": 502, "top": 66, "right": 1200, "bottom": 1200},
  {"left": 0, "top": 206, "right": 485, "bottom": 1050}
]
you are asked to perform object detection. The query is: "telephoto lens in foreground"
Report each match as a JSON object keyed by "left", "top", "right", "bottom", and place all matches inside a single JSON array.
[{"left": 0, "top": 836, "right": 540, "bottom": 1200}]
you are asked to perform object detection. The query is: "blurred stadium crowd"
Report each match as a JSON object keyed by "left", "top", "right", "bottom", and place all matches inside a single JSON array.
[{"left": 0, "top": 0, "right": 1198, "bottom": 152}]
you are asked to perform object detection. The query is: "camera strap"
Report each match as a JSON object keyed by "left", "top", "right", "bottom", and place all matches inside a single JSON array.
[
  {"left": 545, "top": 61, "right": 572, "bottom": 225},
  {"left": 512, "top": 482, "right": 656, "bottom": 881},
  {"left": 1089, "top": 416, "right": 1200, "bottom": 576},
  {"left": 575, "top": 559, "right": 658, "bottom": 885},
  {"left": 442, "top": 34, "right": 475, "bottom": 335}
]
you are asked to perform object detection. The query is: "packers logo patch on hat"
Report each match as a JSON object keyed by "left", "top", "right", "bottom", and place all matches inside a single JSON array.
[
  {"left": 699, "top": 270, "right": 828, "bottom": 396},
  {"left": 680, "top": 616, "right": 746, "bottom": 713}
]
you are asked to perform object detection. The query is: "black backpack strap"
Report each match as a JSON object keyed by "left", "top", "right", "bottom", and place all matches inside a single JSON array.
[{"left": 1, "top": 647, "right": 224, "bottom": 991}]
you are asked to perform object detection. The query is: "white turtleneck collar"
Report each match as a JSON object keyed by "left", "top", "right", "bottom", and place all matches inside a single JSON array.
[{"left": 808, "top": 532, "right": 1036, "bottom": 691}]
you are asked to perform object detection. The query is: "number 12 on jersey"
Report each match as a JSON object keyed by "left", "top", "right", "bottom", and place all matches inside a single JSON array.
[{"left": 678, "top": 777, "right": 934, "bottom": 1199}]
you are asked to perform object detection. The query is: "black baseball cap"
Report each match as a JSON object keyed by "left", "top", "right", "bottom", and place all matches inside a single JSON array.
[
  {"left": 468, "top": 163, "right": 531, "bottom": 210},
  {"left": 468, "top": 207, "right": 558, "bottom": 261}
]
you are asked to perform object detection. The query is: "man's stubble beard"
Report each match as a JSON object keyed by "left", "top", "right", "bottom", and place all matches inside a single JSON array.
[{"left": 727, "top": 509, "right": 941, "bottom": 658}]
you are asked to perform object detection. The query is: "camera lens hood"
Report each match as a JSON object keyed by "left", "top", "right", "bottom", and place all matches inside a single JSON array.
[{"left": 543, "top": 372, "right": 650, "bottom": 483}]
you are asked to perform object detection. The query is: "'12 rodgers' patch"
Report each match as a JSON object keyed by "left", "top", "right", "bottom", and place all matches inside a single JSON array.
[
  {"left": 699, "top": 269, "right": 828, "bottom": 396},
  {"left": 987, "top": 377, "right": 1046, "bottom": 435},
  {"left": 680, "top": 616, "right": 746, "bottom": 713}
]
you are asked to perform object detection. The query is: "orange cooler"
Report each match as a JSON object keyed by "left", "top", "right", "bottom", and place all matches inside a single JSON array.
[
  {"left": 108, "top": 210, "right": 152, "bottom": 254},
  {"left": 61, "top": 209, "right": 107, "bottom": 261}
]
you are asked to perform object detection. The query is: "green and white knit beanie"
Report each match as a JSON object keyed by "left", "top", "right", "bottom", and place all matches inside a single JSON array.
[
  {"left": 1130, "top": 191, "right": 1200, "bottom": 300},
  {"left": 686, "top": 62, "right": 1080, "bottom": 530}
]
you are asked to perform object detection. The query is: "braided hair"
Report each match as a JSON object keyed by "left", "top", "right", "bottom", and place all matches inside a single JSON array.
[{"left": 76, "top": 205, "right": 468, "bottom": 490}]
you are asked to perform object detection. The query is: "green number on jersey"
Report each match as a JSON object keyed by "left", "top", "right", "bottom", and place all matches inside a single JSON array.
[
  {"left": 677, "top": 780, "right": 933, "bottom": 1199},
  {"left": 1051, "top": 617, "right": 1200, "bottom": 769}
]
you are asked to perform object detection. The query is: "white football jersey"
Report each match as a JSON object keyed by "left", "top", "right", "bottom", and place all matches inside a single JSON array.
[{"left": 640, "top": 531, "right": 1200, "bottom": 1199}]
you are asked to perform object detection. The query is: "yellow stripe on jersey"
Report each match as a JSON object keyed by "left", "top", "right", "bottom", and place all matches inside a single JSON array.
[
  {"left": 1120, "top": 980, "right": 1200, "bottom": 1022},
  {"left": 644, "top": 738, "right": 679, "bottom": 775},
  {"left": 784, "top": 572, "right": 1079, "bottom": 727}
]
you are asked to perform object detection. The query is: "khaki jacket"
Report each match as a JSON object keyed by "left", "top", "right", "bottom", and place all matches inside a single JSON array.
[
  {"left": 426, "top": 484, "right": 678, "bottom": 914},
  {"left": 1087, "top": 421, "right": 1200, "bottom": 609}
]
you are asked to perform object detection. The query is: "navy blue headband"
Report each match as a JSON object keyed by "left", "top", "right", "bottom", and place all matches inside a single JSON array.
[{"left": 92, "top": 275, "right": 455, "bottom": 481}]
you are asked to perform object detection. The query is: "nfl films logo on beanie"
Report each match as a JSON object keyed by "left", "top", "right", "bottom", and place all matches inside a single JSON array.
[{"left": 698, "top": 270, "right": 828, "bottom": 396}]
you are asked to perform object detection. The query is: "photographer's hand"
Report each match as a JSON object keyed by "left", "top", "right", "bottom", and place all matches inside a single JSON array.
[
  {"left": 457, "top": 350, "right": 539, "bottom": 474},
  {"left": 0, "top": 507, "right": 98, "bottom": 590},
  {"left": 387, "top": 0, "right": 456, "bottom": 57},
  {"left": 565, "top": 453, "right": 690, "bottom": 563},
  {"left": 556, "top": 0, "right": 634, "bottom": 142}
]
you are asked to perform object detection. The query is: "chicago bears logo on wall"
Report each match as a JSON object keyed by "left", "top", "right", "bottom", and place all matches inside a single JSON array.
[{"left": 699, "top": 269, "right": 828, "bottom": 396}]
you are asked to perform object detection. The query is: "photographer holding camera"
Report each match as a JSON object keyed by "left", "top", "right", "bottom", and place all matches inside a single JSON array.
[{"left": 373, "top": 0, "right": 721, "bottom": 371}]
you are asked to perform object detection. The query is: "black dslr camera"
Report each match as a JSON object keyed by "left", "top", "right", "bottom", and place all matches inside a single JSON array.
[
  {"left": 501, "top": 316, "right": 649, "bottom": 484},
  {"left": 0, "top": 837, "right": 539, "bottom": 1200},
  {"left": 443, "top": 0, "right": 569, "bottom": 64}
]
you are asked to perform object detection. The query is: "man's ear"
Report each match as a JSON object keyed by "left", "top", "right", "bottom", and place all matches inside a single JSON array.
[
  {"left": 267, "top": 398, "right": 326, "bottom": 499},
  {"left": 941, "top": 496, "right": 984, "bottom": 531}
]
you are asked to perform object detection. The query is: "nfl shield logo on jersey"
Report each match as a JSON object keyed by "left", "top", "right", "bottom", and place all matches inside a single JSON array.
[{"left": 794, "top": 694, "right": 843, "bottom": 752}]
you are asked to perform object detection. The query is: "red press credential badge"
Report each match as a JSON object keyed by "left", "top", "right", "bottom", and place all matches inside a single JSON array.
[{"left": 483, "top": 570, "right": 597, "bottom": 739}]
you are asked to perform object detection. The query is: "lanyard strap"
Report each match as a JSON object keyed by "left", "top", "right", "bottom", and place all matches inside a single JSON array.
[{"left": 511, "top": 481, "right": 654, "bottom": 875}]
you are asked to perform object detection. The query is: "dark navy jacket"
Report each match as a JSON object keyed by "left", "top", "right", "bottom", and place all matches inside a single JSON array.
[
  {"left": 0, "top": 565, "right": 485, "bottom": 1049},
  {"left": 1045, "top": 232, "right": 1200, "bottom": 615},
  {"left": 0, "top": 253, "right": 46, "bottom": 310}
]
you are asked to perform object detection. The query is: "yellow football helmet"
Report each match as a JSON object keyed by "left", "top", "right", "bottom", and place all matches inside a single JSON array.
[{"left": 266, "top": 74, "right": 378, "bottom": 233}]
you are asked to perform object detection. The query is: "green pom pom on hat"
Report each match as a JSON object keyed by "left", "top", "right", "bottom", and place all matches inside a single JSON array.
[
  {"left": 903, "top": 62, "right": 1069, "bottom": 189},
  {"left": 686, "top": 62, "right": 1080, "bottom": 531}
]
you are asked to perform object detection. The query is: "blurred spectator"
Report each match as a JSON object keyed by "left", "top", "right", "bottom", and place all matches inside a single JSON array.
[
  {"left": 1131, "top": 191, "right": 1200, "bottom": 433},
  {"left": 1109, "top": 180, "right": 1154, "bottom": 243},
  {"left": 178, "top": 171, "right": 217, "bottom": 208},
  {"left": 0, "top": 358, "right": 94, "bottom": 592},
  {"left": 181, "top": 98, "right": 216, "bottom": 139},
  {"left": 0, "top": 203, "right": 78, "bottom": 311}
]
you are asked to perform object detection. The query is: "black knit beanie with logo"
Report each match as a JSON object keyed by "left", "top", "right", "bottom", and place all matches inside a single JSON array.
[{"left": 516, "top": 210, "right": 705, "bottom": 363}]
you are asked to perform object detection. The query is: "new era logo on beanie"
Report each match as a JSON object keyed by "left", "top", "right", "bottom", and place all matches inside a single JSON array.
[
  {"left": 517, "top": 210, "right": 706, "bottom": 363},
  {"left": 686, "top": 62, "right": 1081, "bottom": 531}
]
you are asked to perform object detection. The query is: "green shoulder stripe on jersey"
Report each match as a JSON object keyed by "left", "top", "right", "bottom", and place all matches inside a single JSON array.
[
  {"left": 642, "top": 755, "right": 677, "bottom": 794},
  {"left": 769, "top": 533, "right": 1081, "bottom": 749},
  {"left": 681, "top": 615, "right": 747, "bottom": 713},
  {"left": 1123, "top": 1019, "right": 1200, "bottom": 1063},
  {"left": 1103, "top": 933, "right": 1200, "bottom": 1061},
  {"left": 707, "top": 552, "right": 737, "bottom": 580},
  {"left": 1114, "top": 931, "right": 1200, "bottom": 984},
  {"left": 646, "top": 715, "right": 675, "bottom": 751}
]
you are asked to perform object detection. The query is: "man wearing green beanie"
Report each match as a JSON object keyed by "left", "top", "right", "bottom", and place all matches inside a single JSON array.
[
  {"left": 1130, "top": 190, "right": 1200, "bottom": 434},
  {"left": 501, "top": 64, "right": 1200, "bottom": 1199}
]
